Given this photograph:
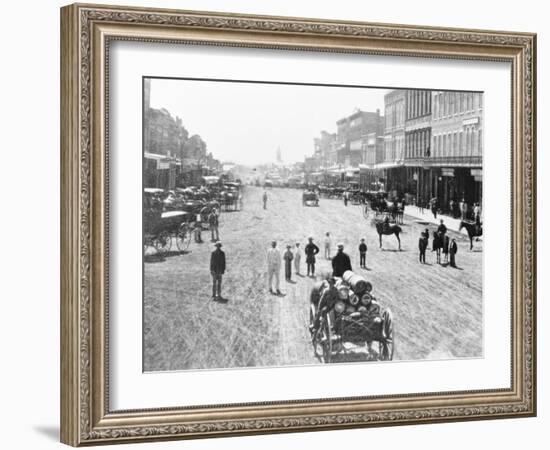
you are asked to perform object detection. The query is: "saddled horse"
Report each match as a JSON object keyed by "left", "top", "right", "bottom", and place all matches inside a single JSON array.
[
  {"left": 459, "top": 220, "right": 483, "bottom": 250},
  {"left": 373, "top": 220, "right": 402, "bottom": 250}
]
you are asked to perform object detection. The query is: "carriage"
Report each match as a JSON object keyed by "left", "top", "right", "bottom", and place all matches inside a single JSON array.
[
  {"left": 302, "top": 190, "right": 319, "bottom": 206},
  {"left": 217, "top": 182, "right": 242, "bottom": 211},
  {"left": 309, "top": 271, "right": 394, "bottom": 363},
  {"left": 143, "top": 209, "right": 193, "bottom": 254}
]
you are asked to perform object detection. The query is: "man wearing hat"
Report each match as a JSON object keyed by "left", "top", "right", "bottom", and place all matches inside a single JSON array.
[
  {"left": 266, "top": 240, "right": 282, "bottom": 295},
  {"left": 283, "top": 244, "right": 294, "bottom": 282},
  {"left": 209, "top": 241, "right": 226, "bottom": 301},
  {"left": 331, "top": 243, "right": 352, "bottom": 277},
  {"left": 304, "top": 236, "right": 320, "bottom": 277}
]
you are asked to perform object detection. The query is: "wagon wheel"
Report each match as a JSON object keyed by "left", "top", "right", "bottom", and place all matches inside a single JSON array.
[
  {"left": 175, "top": 224, "right": 191, "bottom": 251},
  {"left": 363, "top": 204, "right": 369, "bottom": 219},
  {"left": 378, "top": 309, "right": 395, "bottom": 361},
  {"left": 321, "top": 315, "right": 333, "bottom": 363},
  {"left": 153, "top": 231, "right": 172, "bottom": 254}
]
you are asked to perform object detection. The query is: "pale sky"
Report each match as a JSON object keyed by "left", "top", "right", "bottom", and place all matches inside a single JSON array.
[{"left": 149, "top": 78, "right": 388, "bottom": 165}]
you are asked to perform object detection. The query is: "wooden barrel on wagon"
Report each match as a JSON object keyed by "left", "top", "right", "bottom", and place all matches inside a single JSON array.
[{"left": 342, "top": 270, "right": 372, "bottom": 295}]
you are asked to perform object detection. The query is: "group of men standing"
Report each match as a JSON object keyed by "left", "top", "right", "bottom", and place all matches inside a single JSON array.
[{"left": 418, "top": 219, "right": 458, "bottom": 267}]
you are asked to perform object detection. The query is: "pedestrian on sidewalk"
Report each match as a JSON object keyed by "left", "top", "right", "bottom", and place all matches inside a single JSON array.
[
  {"left": 305, "top": 236, "right": 320, "bottom": 277},
  {"left": 430, "top": 197, "right": 438, "bottom": 219},
  {"left": 358, "top": 238, "right": 367, "bottom": 268},
  {"left": 209, "top": 241, "right": 226, "bottom": 301},
  {"left": 449, "top": 238, "right": 458, "bottom": 268},
  {"left": 418, "top": 232, "right": 428, "bottom": 264},
  {"left": 294, "top": 242, "right": 302, "bottom": 275},
  {"left": 283, "top": 244, "right": 294, "bottom": 281},
  {"left": 460, "top": 198, "right": 468, "bottom": 220},
  {"left": 324, "top": 232, "right": 332, "bottom": 259},
  {"left": 332, "top": 243, "right": 352, "bottom": 277},
  {"left": 266, "top": 240, "right": 282, "bottom": 295}
]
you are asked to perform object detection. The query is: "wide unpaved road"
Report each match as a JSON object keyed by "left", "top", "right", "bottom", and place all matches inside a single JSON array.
[{"left": 144, "top": 186, "right": 483, "bottom": 372}]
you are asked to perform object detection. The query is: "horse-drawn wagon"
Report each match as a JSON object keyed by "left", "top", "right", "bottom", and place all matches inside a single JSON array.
[
  {"left": 302, "top": 190, "right": 319, "bottom": 207},
  {"left": 309, "top": 271, "right": 394, "bottom": 363},
  {"left": 143, "top": 209, "right": 193, "bottom": 254}
]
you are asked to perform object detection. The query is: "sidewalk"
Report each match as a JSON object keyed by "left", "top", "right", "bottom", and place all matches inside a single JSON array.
[{"left": 403, "top": 205, "right": 467, "bottom": 235}]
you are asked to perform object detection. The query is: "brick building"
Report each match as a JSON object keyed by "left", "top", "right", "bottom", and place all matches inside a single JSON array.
[{"left": 382, "top": 89, "right": 483, "bottom": 210}]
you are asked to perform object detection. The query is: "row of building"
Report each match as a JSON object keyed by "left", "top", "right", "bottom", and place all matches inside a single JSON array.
[
  {"left": 143, "top": 79, "right": 223, "bottom": 189},
  {"left": 305, "top": 89, "right": 483, "bottom": 210}
]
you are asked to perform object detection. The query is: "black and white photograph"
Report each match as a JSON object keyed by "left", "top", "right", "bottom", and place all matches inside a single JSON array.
[{"left": 142, "top": 77, "right": 484, "bottom": 372}]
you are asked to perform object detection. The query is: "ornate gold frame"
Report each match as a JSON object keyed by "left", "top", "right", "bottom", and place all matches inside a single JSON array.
[{"left": 60, "top": 3, "right": 536, "bottom": 446}]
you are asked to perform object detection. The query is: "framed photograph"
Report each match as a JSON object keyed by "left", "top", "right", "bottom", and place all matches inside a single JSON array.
[{"left": 60, "top": 3, "right": 537, "bottom": 446}]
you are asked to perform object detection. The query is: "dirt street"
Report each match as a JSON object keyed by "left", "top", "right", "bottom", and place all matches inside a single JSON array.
[{"left": 144, "top": 186, "right": 482, "bottom": 372}]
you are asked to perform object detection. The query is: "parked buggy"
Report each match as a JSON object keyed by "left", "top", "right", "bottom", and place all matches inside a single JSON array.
[
  {"left": 302, "top": 190, "right": 319, "bottom": 207},
  {"left": 143, "top": 200, "right": 193, "bottom": 255},
  {"left": 309, "top": 271, "right": 394, "bottom": 363}
]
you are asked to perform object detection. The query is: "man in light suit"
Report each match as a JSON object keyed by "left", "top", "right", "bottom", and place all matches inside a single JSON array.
[{"left": 266, "top": 240, "right": 282, "bottom": 295}]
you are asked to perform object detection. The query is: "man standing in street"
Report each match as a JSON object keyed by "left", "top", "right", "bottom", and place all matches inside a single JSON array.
[
  {"left": 208, "top": 209, "right": 219, "bottom": 242},
  {"left": 332, "top": 243, "right": 352, "bottom": 277},
  {"left": 358, "top": 238, "right": 367, "bottom": 269},
  {"left": 418, "top": 232, "right": 428, "bottom": 264},
  {"left": 294, "top": 242, "right": 302, "bottom": 276},
  {"left": 262, "top": 190, "right": 268, "bottom": 210},
  {"left": 210, "top": 241, "right": 226, "bottom": 301},
  {"left": 267, "top": 240, "right": 282, "bottom": 295},
  {"left": 449, "top": 238, "right": 458, "bottom": 268},
  {"left": 305, "top": 236, "right": 320, "bottom": 277},
  {"left": 283, "top": 244, "right": 294, "bottom": 282},
  {"left": 194, "top": 212, "right": 203, "bottom": 243}
]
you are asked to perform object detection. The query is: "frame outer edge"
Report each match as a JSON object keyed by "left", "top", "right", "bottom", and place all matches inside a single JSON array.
[{"left": 61, "top": 4, "right": 81, "bottom": 447}]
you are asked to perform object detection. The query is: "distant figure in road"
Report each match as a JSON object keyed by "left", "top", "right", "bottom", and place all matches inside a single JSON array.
[
  {"left": 208, "top": 209, "right": 219, "bottom": 242},
  {"left": 358, "top": 238, "right": 367, "bottom": 269},
  {"left": 294, "top": 242, "right": 302, "bottom": 275},
  {"left": 418, "top": 232, "right": 428, "bottom": 264},
  {"left": 210, "top": 241, "right": 226, "bottom": 301},
  {"left": 430, "top": 198, "right": 438, "bottom": 219},
  {"left": 449, "top": 238, "right": 458, "bottom": 268},
  {"left": 194, "top": 213, "right": 203, "bottom": 243},
  {"left": 262, "top": 190, "right": 268, "bottom": 210},
  {"left": 324, "top": 232, "right": 332, "bottom": 259},
  {"left": 305, "top": 237, "right": 320, "bottom": 277},
  {"left": 343, "top": 191, "right": 349, "bottom": 206},
  {"left": 437, "top": 219, "right": 447, "bottom": 236},
  {"left": 266, "top": 240, "right": 282, "bottom": 295},
  {"left": 283, "top": 245, "right": 294, "bottom": 282},
  {"left": 332, "top": 243, "right": 352, "bottom": 277}
]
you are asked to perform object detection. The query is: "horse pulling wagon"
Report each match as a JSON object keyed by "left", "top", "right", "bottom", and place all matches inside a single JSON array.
[{"left": 309, "top": 271, "right": 394, "bottom": 363}]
